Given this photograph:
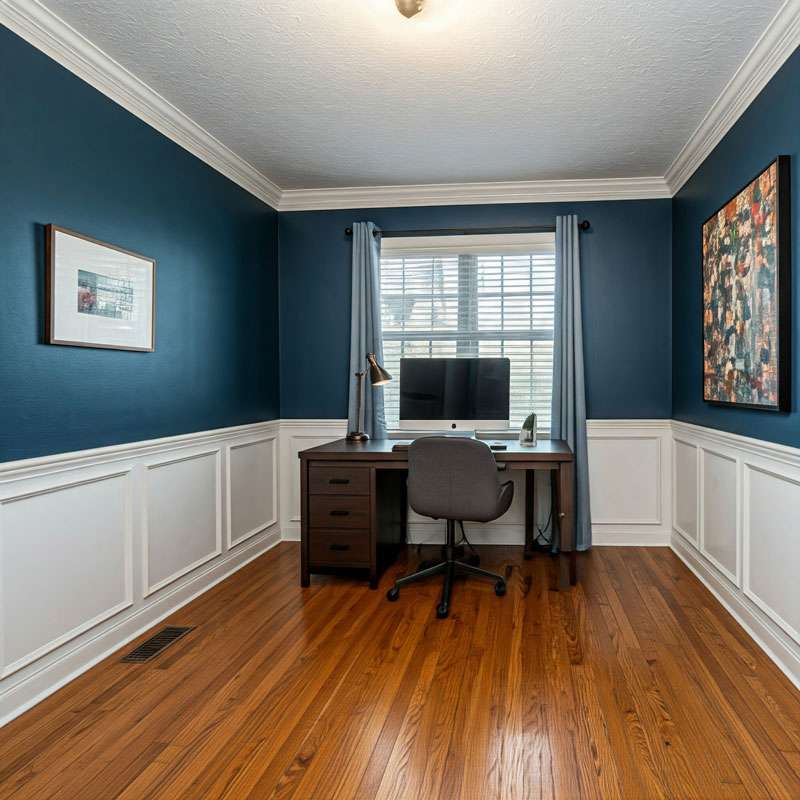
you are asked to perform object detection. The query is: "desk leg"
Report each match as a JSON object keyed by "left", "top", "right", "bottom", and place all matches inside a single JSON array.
[
  {"left": 369, "top": 467, "right": 378, "bottom": 590},
  {"left": 524, "top": 470, "right": 535, "bottom": 559},
  {"left": 557, "top": 460, "right": 577, "bottom": 590},
  {"left": 300, "top": 459, "right": 310, "bottom": 588}
]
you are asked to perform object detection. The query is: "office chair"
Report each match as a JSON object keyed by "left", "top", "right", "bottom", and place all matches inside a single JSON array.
[{"left": 387, "top": 437, "right": 513, "bottom": 618}]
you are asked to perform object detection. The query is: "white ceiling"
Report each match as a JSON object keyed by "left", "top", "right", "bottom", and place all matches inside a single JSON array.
[{"left": 34, "top": 0, "right": 785, "bottom": 194}]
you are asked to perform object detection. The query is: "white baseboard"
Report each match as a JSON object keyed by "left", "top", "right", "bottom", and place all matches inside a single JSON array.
[
  {"left": 281, "top": 522, "right": 301, "bottom": 542},
  {"left": 592, "top": 528, "right": 671, "bottom": 546}
]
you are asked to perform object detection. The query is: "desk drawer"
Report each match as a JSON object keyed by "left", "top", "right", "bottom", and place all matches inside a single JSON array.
[
  {"left": 308, "top": 466, "right": 370, "bottom": 495},
  {"left": 309, "top": 495, "right": 370, "bottom": 528},
  {"left": 309, "top": 529, "right": 370, "bottom": 564}
]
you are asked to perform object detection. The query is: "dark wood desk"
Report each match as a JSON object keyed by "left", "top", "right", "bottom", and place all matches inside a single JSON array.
[{"left": 298, "top": 438, "right": 576, "bottom": 590}]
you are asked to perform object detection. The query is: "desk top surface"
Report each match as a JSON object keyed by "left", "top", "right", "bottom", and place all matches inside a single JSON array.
[{"left": 299, "top": 437, "right": 573, "bottom": 462}]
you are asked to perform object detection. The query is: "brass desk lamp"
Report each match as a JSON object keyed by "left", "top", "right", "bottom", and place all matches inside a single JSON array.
[{"left": 347, "top": 353, "right": 392, "bottom": 442}]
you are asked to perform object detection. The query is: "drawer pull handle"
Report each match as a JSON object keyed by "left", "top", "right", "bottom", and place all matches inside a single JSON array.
[
  {"left": 330, "top": 509, "right": 350, "bottom": 516},
  {"left": 329, "top": 478, "right": 350, "bottom": 484},
  {"left": 330, "top": 543, "right": 350, "bottom": 551}
]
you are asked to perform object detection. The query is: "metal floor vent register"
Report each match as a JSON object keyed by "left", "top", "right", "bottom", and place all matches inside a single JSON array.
[{"left": 120, "top": 626, "right": 195, "bottom": 663}]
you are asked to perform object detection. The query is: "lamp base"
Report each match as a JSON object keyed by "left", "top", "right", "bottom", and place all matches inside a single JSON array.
[{"left": 346, "top": 431, "right": 369, "bottom": 442}]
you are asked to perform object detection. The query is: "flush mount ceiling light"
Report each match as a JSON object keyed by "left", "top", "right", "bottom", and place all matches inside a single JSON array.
[{"left": 395, "top": 0, "right": 426, "bottom": 18}]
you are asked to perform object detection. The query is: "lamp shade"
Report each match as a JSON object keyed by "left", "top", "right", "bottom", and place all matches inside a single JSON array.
[{"left": 366, "top": 353, "right": 392, "bottom": 385}]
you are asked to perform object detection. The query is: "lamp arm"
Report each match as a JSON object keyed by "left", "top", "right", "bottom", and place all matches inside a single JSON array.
[{"left": 355, "top": 371, "right": 365, "bottom": 435}]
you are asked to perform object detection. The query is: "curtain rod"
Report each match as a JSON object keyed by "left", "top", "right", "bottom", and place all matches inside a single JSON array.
[{"left": 344, "top": 221, "right": 590, "bottom": 237}]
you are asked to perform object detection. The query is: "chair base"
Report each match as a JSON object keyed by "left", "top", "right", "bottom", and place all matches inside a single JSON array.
[{"left": 387, "top": 520, "right": 506, "bottom": 618}]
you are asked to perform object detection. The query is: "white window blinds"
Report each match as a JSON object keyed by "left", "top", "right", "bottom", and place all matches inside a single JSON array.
[{"left": 379, "top": 233, "right": 556, "bottom": 431}]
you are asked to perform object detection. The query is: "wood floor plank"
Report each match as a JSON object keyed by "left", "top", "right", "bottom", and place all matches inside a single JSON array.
[
  {"left": 518, "top": 557, "right": 558, "bottom": 800},
  {"left": 2, "top": 543, "right": 800, "bottom": 799}
]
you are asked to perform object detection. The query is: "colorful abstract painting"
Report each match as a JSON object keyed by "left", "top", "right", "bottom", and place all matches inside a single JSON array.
[{"left": 702, "top": 157, "right": 790, "bottom": 410}]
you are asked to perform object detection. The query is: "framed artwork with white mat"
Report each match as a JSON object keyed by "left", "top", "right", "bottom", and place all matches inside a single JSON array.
[{"left": 46, "top": 224, "right": 155, "bottom": 352}]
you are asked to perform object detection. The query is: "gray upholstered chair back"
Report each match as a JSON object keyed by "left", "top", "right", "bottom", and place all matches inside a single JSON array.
[{"left": 407, "top": 437, "right": 514, "bottom": 523}]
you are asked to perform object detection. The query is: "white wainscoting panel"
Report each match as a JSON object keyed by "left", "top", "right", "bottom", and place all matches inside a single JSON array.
[
  {"left": 672, "top": 438, "right": 698, "bottom": 544},
  {"left": 671, "top": 421, "right": 800, "bottom": 691},
  {"left": 279, "top": 420, "right": 348, "bottom": 541},
  {"left": 587, "top": 421, "right": 672, "bottom": 546},
  {"left": 744, "top": 463, "right": 800, "bottom": 648},
  {"left": 227, "top": 436, "right": 277, "bottom": 549},
  {"left": 0, "top": 470, "right": 132, "bottom": 678},
  {"left": 279, "top": 419, "right": 671, "bottom": 546},
  {"left": 0, "top": 421, "right": 281, "bottom": 726},
  {"left": 143, "top": 449, "right": 222, "bottom": 596},
  {"left": 700, "top": 448, "right": 739, "bottom": 586},
  {"left": 10, "top": 416, "right": 800, "bottom": 723},
  {"left": 588, "top": 437, "right": 660, "bottom": 523}
]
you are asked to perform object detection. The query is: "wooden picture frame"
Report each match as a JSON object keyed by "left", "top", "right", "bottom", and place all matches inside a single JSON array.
[
  {"left": 46, "top": 224, "right": 156, "bottom": 352},
  {"left": 701, "top": 156, "right": 791, "bottom": 411}
]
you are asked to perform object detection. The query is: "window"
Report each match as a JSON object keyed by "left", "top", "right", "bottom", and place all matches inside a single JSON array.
[{"left": 379, "top": 232, "right": 556, "bottom": 431}]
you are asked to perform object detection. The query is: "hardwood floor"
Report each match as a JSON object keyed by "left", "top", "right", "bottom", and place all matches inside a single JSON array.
[{"left": 2, "top": 543, "right": 800, "bottom": 799}]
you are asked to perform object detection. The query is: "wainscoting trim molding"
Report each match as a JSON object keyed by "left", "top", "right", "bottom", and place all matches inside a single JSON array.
[
  {"left": 671, "top": 437, "right": 699, "bottom": 546},
  {"left": 5, "top": 416, "right": 800, "bottom": 723},
  {"left": 0, "top": 420, "right": 281, "bottom": 480},
  {"left": 670, "top": 418, "right": 800, "bottom": 691},
  {"left": 0, "top": 420, "right": 281, "bottom": 726},
  {"left": 225, "top": 436, "right": 279, "bottom": 549},
  {"left": 587, "top": 420, "right": 672, "bottom": 546},
  {"left": 742, "top": 462, "right": 800, "bottom": 649},
  {"left": 697, "top": 446, "right": 741, "bottom": 588},
  {"left": 0, "top": 469, "right": 134, "bottom": 679},
  {"left": 671, "top": 420, "right": 800, "bottom": 467},
  {"left": 141, "top": 448, "right": 223, "bottom": 597}
]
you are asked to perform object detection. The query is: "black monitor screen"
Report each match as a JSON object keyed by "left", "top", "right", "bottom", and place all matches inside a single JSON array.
[{"left": 399, "top": 358, "right": 510, "bottom": 422}]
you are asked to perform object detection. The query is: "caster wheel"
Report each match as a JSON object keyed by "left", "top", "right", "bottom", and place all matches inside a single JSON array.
[
  {"left": 468, "top": 553, "right": 480, "bottom": 567},
  {"left": 387, "top": 587, "right": 399, "bottom": 602},
  {"left": 495, "top": 581, "right": 507, "bottom": 597},
  {"left": 436, "top": 603, "right": 449, "bottom": 619}
]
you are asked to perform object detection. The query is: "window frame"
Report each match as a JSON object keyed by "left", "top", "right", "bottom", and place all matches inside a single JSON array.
[{"left": 379, "top": 231, "right": 556, "bottom": 432}]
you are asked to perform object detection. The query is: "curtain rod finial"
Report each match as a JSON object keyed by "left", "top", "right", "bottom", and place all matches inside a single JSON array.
[
  {"left": 579, "top": 220, "right": 591, "bottom": 231},
  {"left": 344, "top": 227, "right": 353, "bottom": 236}
]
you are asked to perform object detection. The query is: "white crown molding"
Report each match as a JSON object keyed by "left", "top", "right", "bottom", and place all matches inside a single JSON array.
[
  {"left": 0, "top": 0, "right": 282, "bottom": 209},
  {"left": 665, "top": 0, "right": 800, "bottom": 195},
  {"left": 3, "top": 0, "right": 799, "bottom": 209},
  {"left": 277, "top": 176, "right": 671, "bottom": 211}
]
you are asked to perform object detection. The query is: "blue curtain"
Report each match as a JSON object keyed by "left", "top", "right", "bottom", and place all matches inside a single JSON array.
[
  {"left": 348, "top": 222, "right": 387, "bottom": 438},
  {"left": 552, "top": 215, "right": 592, "bottom": 550}
]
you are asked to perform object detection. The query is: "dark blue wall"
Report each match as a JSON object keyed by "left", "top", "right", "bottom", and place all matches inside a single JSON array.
[
  {"left": 0, "top": 27, "right": 280, "bottom": 462},
  {"left": 279, "top": 200, "right": 672, "bottom": 420},
  {"left": 672, "top": 47, "right": 800, "bottom": 446}
]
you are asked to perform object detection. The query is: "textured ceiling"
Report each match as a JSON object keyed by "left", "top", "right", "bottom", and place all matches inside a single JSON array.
[{"left": 42, "top": 0, "right": 782, "bottom": 189}]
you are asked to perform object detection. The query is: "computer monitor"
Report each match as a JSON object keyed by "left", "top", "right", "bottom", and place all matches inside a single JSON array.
[{"left": 398, "top": 357, "right": 510, "bottom": 431}]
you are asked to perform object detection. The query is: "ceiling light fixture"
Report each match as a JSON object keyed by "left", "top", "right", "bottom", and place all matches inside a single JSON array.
[{"left": 395, "top": 0, "right": 426, "bottom": 19}]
